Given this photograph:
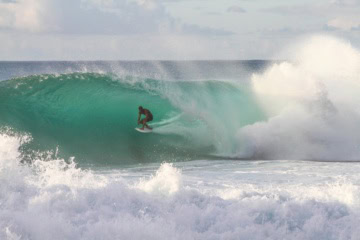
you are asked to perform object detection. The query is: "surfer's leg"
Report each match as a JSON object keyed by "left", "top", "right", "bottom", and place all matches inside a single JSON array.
[
  {"left": 140, "top": 119, "right": 146, "bottom": 130},
  {"left": 143, "top": 118, "right": 152, "bottom": 130}
]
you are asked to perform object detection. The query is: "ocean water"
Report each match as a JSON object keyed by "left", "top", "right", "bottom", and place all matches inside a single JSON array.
[{"left": 1, "top": 35, "right": 360, "bottom": 239}]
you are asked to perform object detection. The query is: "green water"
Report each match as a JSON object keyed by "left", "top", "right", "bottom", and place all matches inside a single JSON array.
[{"left": 0, "top": 73, "right": 265, "bottom": 165}]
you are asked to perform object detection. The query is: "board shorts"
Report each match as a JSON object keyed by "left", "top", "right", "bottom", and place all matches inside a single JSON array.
[
  {"left": 146, "top": 115, "right": 153, "bottom": 122},
  {"left": 143, "top": 115, "right": 153, "bottom": 123}
]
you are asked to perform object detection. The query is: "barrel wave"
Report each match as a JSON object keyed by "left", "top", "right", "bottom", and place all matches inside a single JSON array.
[{"left": 0, "top": 73, "right": 264, "bottom": 165}]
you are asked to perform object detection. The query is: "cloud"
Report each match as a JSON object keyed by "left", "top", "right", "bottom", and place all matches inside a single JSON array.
[
  {"left": 331, "top": 0, "right": 360, "bottom": 6},
  {"left": 0, "top": 32, "right": 240, "bottom": 60},
  {"left": 0, "top": 0, "right": 53, "bottom": 32},
  {"left": 327, "top": 0, "right": 360, "bottom": 30},
  {"left": 182, "top": 23, "right": 232, "bottom": 35},
  {"left": 262, "top": 1, "right": 360, "bottom": 17},
  {"left": 206, "top": 11, "right": 222, "bottom": 16},
  {"left": 0, "top": 0, "right": 172, "bottom": 34},
  {"left": 0, "top": 0, "right": 230, "bottom": 36},
  {"left": 227, "top": 6, "right": 246, "bottom": 14},
  {"left": 262, "top": 1, "right": 360, "bottom": 32},
  {"left": 327, "top": 16, "right": 360, "bottom": 30},
  {"left": 261, "top": 4, "right": 322, "bottom": 16}
]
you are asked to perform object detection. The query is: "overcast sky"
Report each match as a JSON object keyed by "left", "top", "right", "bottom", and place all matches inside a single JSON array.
[{"left": 0, "top": 0, "right": 360, "bottom": 60}]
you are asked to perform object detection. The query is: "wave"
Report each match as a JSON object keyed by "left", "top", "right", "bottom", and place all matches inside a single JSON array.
[
  {"left": 1, "top": 35, "right": 360, "bottom": 164},
  {"left": 0, "top": 73, "right": 264, "bottom": 165}
]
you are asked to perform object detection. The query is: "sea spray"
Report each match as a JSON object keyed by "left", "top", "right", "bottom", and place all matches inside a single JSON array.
[
  {"left": 137, "top": 163, "right": 182, "bottom": 195},
  {"left": 238, "top": 35, "right": 360, "bottom": 160}
]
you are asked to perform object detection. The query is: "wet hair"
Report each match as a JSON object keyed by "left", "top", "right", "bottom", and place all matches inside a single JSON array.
[{"left": 138, "top": 106, "right": 143, "bottom": 111}]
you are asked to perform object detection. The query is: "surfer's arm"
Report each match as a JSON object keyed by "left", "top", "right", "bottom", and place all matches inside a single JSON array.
[{"left": 138, "top": 112, "right": 141, "bottom": 124}]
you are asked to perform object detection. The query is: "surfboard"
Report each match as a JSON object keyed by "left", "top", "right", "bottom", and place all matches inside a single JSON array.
[{"left": 135, "top": 128, "right": 153, "bottom": 133}]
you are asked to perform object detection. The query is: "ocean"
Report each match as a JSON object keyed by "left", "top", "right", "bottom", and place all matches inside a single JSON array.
[{"left": 1, "top": 36, "right": 360, "bottom": 239}]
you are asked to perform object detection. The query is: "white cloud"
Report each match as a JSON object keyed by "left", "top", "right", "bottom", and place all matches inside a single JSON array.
[
  {"left": 0, "top": 0, "right": 359, "bottom": 60},
  {"left": 0, "top": 0, "right": 230, "bottom": 35},
  {"left": 331, "top": 0, "right": 360, "bottom": 6},
  {"left": 0, "top": 0, "right": 170, "bottom": 33},
  {"left": 262, "top": 1, "right": 360, "bottom": 32},
  {"left": 0, "top": 32, "right": 242, "bottom": 60},
  {"left": 227, "top": 5, "right": 246, "bottom": 14},
  {"left": 137, "top": 0, "right": 159, "bottom": 10},
  {"left": 327, "top": 16, "right": 360, "bottom": 31},
  {"left": 0, "top": 0, "right": 56, "bottom": 32},
  {"left": 261, "top": 4, "right": 323, "bottom": 16},
  {"left": 327, "top": 0, "right": 360, "bottom": 31}
]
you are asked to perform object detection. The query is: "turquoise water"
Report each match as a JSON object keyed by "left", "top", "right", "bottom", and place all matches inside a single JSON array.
[{"left": 0, "top": 72, "right": 265, "bottom": 165}]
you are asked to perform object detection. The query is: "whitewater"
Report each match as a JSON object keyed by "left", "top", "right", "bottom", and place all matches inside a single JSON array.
[{"left": 1, "top": 35, "right": 360, "bottom": 239}]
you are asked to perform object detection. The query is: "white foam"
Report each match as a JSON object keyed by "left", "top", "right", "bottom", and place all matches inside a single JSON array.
[
  {"left": 0, "top": 131, "right": 26, "bottom": 167},
  {"left": 1, "top": 133, "right": 360, "bottom": 240},
  {"left": 137, "top": 163, "right": 182, "bottom": 195},
  {"left": 238, "top": 35, "right": 360, "bottom": 160}
]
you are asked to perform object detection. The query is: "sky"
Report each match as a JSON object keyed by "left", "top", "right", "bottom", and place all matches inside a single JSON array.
[{"left": 0, "top": 0, "right": 360, "bottom": 60}]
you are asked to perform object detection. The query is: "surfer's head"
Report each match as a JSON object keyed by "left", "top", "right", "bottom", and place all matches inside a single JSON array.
[{"left": 138, "top": 106, "right": 143, "bottom": 112}]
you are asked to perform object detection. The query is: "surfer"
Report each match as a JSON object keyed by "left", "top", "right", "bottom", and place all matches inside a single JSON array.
[{"left": 138, "top": 106, "right": 153, "bottom": 130}]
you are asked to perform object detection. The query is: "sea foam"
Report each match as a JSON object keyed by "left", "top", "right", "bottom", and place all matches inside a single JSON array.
[{"left": 1, "top": 133, "right": 360, "bottom": 240}]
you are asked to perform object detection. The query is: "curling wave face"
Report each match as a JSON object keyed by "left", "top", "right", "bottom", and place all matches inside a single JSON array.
[{"left": 0, "top": 73, "right": 264, "bottom": 165}]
